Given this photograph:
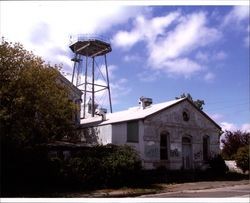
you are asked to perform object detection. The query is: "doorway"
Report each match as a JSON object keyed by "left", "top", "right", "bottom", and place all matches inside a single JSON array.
[{"left": 182, "top": 136, "right": 192, "bottom": 169}]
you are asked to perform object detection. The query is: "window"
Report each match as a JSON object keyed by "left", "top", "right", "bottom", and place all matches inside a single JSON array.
[
  {"left": 160, "top": 132, "right": 169, "bottom": 160},
  {"left": 182, "top": 137, "right": 191, "bottom": 144},
  {"left": 183, "top": 111, "right": 190, "bottom": 121},
  {"left": 203, "top": 136, "right": 210, "bottom": 161},
  {"left": 127, "top": 121, "right": 139, "bottom": 143},
  {"left": 74, "top": 100, "right": 79, "bottom": 123}
]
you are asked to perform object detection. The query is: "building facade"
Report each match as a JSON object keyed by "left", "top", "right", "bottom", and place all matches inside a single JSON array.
[
  {"left": 80, "top": 97, "right": 221, "bottom": 170},
  {"left": 57, "top": 73, "right": 83, "bottom": 124}
]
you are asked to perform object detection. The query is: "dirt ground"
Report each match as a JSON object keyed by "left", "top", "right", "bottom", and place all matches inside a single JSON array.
[{"left": 64, "top": 179, "right": 249, "bottom": 197}]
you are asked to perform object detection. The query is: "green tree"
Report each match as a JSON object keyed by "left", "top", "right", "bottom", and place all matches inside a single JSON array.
[
  {"left": 1, "top": 40, "right": 78, "bottom": 195},
  {"left": 221, "top": 130, "right": 249, "bottom": 160},
  {"left": 235, "top": 145, "right": 249, "bottom": 173},
  {"left": 175, "top": 93, "right": 205, "bottom": 110},
  {"left": 0, "top": 40, "right": 76, "bottom": 146}
]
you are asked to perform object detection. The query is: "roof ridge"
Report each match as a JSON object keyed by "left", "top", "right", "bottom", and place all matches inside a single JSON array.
[{"left": 106, "top": 97, "right": 185, "bottom": 115}]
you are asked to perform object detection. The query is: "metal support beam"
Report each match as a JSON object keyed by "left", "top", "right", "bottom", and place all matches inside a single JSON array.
[
  {"left": 76, "top": 55, "right": 81, "bottom": 86},
  {"left": 90, "top": 48, "right": 109, "bottom": 58},
  {"left": 71, "top": 53, "right": 78, "bottom": 83},
  {"left": 105, "top": 54, "right": 112, "bottom": 113},
  {"left": 76, "top": 43, "right": 90, "bottom": 53},
  {"left": 91, "top": 57, "right": 95, "bottom": 117},
  {"left": 83, "top": 56, "right": 88, "bottom": 119}
]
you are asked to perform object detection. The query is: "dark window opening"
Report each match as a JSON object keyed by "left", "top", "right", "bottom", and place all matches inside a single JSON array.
[
  {"left": 160, "top": 132, "right": 169, "bottom": 160},
  {"left": 183, "top": 111, "right": 189, "bottom": 121},
  {"left": 203, "top": 136, "right": 209, "bottom": 161},
  {"left": 182, "top": 137, "right": 191, "bottom": 144},
  {"left": 127, "top": 121, "right": 139, "bottom": 143}
]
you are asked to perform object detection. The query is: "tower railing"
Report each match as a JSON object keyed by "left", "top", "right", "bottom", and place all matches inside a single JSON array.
[{"left": 70, "top": 34, "right": 111, "bottom": 46}]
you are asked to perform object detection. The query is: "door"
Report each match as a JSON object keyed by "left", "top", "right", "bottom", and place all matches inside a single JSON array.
[{"left": 182, "top": 137, "right": 192, "bottom": 169}]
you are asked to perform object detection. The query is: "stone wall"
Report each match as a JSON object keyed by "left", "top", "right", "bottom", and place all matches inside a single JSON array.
[{"left": 142, "top": 99, "right": 220, "bottom": 170}]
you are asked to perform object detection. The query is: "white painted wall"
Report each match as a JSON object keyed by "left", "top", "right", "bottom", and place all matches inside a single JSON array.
[
  {"left": 112, "top": 123, "right": 126, "bottom": 144},
  {"left": 89, "top": 99, "right": 220, "bottom": 170},
  {"left": 96, "top": 124, "right": 112, "bottom": 145},
  {"left": 111, "top": 121, "right": 143, "bottom": 157}
]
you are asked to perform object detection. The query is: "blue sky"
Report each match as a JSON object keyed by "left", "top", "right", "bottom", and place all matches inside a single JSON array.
[{"left": 1, "top": 1, "right": 249, "bottom": 132}]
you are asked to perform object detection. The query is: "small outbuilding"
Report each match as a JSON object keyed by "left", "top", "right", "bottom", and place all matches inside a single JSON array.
[{"left": 79, "top": 97, "right": 221, "bottom": 170}]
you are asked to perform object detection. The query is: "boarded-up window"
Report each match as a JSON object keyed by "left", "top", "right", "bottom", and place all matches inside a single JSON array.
[{"left": 127, "top": 121, "right": 139, "bottom": 143}]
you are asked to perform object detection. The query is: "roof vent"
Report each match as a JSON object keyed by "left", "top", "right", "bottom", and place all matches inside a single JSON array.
[
  {"left": 95, "top": 108, "right": 107, "bottom": 121},
  {"left": 139, "top": 96, "right": 153, "bottom": 109}
]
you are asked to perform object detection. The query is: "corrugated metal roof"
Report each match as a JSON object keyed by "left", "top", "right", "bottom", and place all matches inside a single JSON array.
[{"left": 80, "top": 98, "right": 186, "bottom": 126}]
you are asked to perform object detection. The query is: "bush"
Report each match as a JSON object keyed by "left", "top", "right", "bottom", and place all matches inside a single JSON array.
[
  {"left": 221, "top": 130, "right": 249, "bottom": 160},
  {"left": 208, "top": 154, "right": 229, "bottom": 175},
  {"left": 47, "top": 144, "right": 142, "bottom": 189},
  {"left": 235, "top": 145, "right": 249, "bottom": 173},
  {"left": 1, "top": 143, "right": 142, "bottom": 196},
  {"left": 102, "top": 145, "right": 142, "bottom": 186}
]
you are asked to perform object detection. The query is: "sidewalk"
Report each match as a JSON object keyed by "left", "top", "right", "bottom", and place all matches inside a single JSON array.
[{"left": 64, "top": 179, "right": 249, "bottom": 197}]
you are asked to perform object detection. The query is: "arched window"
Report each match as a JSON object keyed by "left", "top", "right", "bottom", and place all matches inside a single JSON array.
[
  {"left": 183, "top": 111, "right": 189, "bottom": 121},
  {"left": 160, "top": 132, "right": 169, "bottom": 160},
  {"left": 182, "top": 137, "right": 191, "bottom": 144},
  {"left": 203, "top": 135, "right": 210, "bottom": 161}
]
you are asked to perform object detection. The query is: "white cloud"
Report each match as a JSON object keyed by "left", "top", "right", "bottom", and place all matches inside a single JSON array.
[
  {"left": 0, "top": 1, "right": 142, "bottom": 72},
  {"left": 137, "top": 71, "right": 160, "bottom": 82},
  {"left": 244, "top": 25, "right": 250, "bottom": 47},
  {"left": 113, "top": 11, "right": 221, "bottom": 78},
  {"left": 204, "top": 72, "right": 215, "bottom": 82},
  {"left": 223, "top": 6, "right": 249, "bottom": 26},
  {"left": 223, "top": 6, "right": 249, "bottom": 47},
  {"left": 213, "top": 51, "right": 227, "bottom": 61},
  {"left": 123, "top": 54, "right": 142, "bottom": 62},
  {"left": 221, "top": 122, "right": 238, "bottom": 132},
  {"left": 195, "top": 51, "right": 209, "bottom": 62},
  {"left": 112, "top": 30, "right": 141, "bottom": 50},
  {"left": 241, "top": 123, "right": 250, "bottom": 133},
  {"left": 195, "top": 50, "right": 227, "bottom": 63},
  {"left": 210, "top": 113, "right": 224, "bottom": 122},
  {"left": 110, "top": 78, "right": 131, "bottom": 104},
  {"left": 220, "top": 122, "right": 250, "bottom": 133},
  {"left": 112, "top": 11, "right": 181, "bottom": 49},
  {"left": 0, "top": 2, "right": 141, "bottom": 107},
  {"left": 161, "top": 58, "right": 202, "bottom": 77},
  {"left": 148, "top": 12, "right": 221, "bottom": 67}
]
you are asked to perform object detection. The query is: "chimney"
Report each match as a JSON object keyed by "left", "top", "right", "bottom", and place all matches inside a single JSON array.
[
  {"left": 96, "top": 108, "right": 107, "bottom": 121},
  {"left": 139, "top": 96, "right": 153, "bottom": 109}
]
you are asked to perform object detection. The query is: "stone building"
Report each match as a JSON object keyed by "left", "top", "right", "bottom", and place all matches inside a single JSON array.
[
  {"left": 80, "top": 97, "right": 222, "bottom": 170},
  {"left": 57, "top": 73, "right": 82, "bottom": 124}
]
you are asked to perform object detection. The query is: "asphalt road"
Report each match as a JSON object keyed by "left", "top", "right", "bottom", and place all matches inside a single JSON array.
[{"left": 140, "top": 183, "right": 250, "bottom": 198}]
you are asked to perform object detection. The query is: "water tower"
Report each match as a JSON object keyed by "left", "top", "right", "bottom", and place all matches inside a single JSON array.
[{"left": 69, "top": 35, "right": 112, "bottom": 118}]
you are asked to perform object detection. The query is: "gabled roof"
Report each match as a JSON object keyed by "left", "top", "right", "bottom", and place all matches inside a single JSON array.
[
  {"left": 57, "top": 73, "right": 83, "bottom": 97},
  {"left": 80, "top": 97, "right": 221, "bottom": 130}
]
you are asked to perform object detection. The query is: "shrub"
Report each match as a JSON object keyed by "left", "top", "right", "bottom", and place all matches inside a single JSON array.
[
  {"left": 208, "top": 154, "right": 229, "bottom": 175},
  {"left": 102, "top": 145, "right": 142, "bottom": 186},
  {"left": 235, "top": 145, "right": 249, "bottom": 173},
  {"left": 46, "top": 144, "right": 142, "bottom": 189},
  {"left": 221, "top": 130, "right": 249, "bottom": 160}
]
